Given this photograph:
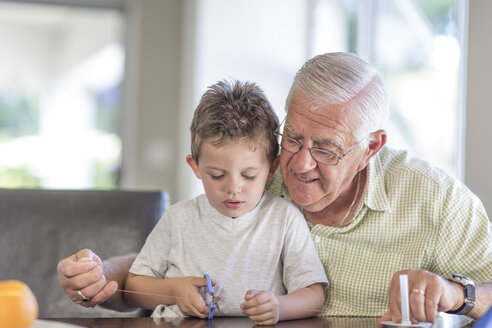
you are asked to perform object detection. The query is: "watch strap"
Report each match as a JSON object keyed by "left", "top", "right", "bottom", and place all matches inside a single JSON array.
[
  {"left": 446, "top": 297, "right": 474, "bottom": 315},
  {"left": 446, "top": 274, "right": 476, "bottom": 315}
]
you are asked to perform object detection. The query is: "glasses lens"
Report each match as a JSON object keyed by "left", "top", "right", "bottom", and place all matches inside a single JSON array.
[
  {"left": 280, "top": 136, "right": 301, "bottom": 153},
  {"left": 277, "top": 133, "right": 341, "bottom": 166},
  {"left": 312, "top": 149, "right": 339, "bottom": 165}
]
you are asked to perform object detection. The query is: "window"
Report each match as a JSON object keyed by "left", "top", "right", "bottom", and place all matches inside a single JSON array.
[
  {"left": 0, "top": 1, "right": 124, "bottom": 189},
  {"left": 187, "top": 0, "right": 462, "bottom": 199},
  {"left": 311, "top": 0, "right": 462, "bottom": 175}
]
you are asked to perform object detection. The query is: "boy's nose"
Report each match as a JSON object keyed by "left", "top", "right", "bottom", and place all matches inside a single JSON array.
[{"left": 226, "top": 178, "right": 242, "bottom": 195}]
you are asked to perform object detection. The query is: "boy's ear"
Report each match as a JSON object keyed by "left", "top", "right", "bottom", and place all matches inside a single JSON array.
[
  {"left": 268, "top": 156, "right": 280, "bottom": 179},
  {"left": 186, "top": 154, "right": 201, "bottom": 179}
]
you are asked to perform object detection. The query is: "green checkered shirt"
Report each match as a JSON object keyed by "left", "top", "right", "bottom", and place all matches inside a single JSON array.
[{"left": 266, "top": 146, "right": 492, "bottom": 316}]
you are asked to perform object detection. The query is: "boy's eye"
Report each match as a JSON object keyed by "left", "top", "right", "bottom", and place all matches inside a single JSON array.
[
  {"left": 210, "top": 175, "right": 224, "bottom": 180},
  {"left": 242, "top": 175, "right": 256, "bottom": 180}
]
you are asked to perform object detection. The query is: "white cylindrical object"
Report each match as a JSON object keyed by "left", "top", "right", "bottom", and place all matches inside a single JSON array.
[{"left": 400, "top": 274, "right": 411, "bottom": 325}]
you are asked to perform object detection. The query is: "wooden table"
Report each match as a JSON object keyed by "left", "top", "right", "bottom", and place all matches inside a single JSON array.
[{"left": 47, "top": 314, "right": 475, "bottom": 328}]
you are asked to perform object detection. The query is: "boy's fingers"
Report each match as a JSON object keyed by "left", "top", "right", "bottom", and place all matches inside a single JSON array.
[
  {"left": 241, "top": 290, "right": 264, "bottom": 312},
  {"left": 190, "top": 301, "right": 209, "bottom": 319},
  {"left": 244, "top": 289, "right": 261, "bottom": 301},
  {"left": 193, "top": 277, "right": 210, "bottom": 288},
  {"left": 249, "top": 312, "right": 275, "bottom": 325},
  {"left": 244, "top": 299, "right": 272, "bottom": 314},
  {"left": 183, "top": 293, "right": 209, "bottom": 318},
  {"left": 241, "top": 297, "right": 264, "bottom": 312}
]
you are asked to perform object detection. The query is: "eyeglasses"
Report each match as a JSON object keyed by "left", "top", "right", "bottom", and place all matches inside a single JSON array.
[
  {"left": 275, "top": 132, "right": 357, "bottom": 165},
  {"left": 274, "top": 118, "right": 366, "bottom": 166}
]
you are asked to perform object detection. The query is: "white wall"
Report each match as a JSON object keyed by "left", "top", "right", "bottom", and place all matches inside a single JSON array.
[
  {"left": 464, "top": 0, "right": 492, "bottom": 215},
  {"left": 118, "top": 0, "right": 183, "bottom": 205}
]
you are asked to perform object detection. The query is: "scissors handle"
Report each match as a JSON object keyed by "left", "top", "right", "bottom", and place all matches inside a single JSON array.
[
  {"left": 203, "top": 274, "right": 216, "bottom": 320},
  {"left": 204, "top": 273, "right": 215, "bottom": 296}
]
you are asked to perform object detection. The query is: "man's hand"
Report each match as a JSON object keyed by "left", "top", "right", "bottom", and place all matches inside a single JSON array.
[
  {"left": 379, "top": 269, "right": 464, "bottom": 326},
  {"left": 240, "top": 290, "right": 280, "bottom": 325},
  {"left": 57, "top": 249, "right": 118, "bottom": 308}
]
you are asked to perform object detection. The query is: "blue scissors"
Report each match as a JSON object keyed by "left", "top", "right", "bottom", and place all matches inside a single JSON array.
[{"left": 203, "top": 273, "right": 220, "bottom": 320}]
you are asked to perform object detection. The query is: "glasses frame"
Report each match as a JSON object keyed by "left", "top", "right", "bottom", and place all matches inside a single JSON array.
[
  {"left": 275, "top": 131, "right": 356, "bottom": 166},
  {"left": 274, "top": 117, "right": 366, "bottom": 166}
]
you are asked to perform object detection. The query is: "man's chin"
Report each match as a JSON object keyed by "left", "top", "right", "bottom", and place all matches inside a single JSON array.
[
  {"left": 290, "top": 192, "right": 317, "bottom": 210},
  {"left": 290, "top": 190, "right": 331, "bottom": 213},
  {"left": 288, "top": 180, "right": 317, "bottom": 199}
]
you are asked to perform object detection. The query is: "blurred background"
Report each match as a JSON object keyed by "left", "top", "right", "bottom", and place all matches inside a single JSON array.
[{"left": 0, "top": 0, "right": 490, "bottom": 213}]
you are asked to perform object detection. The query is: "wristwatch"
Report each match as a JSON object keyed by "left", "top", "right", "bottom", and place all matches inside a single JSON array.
[{"left": 446, "top": 273, "right": 476, "bottom": 315}]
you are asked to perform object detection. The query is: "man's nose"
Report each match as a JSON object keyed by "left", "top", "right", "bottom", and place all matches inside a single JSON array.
[{"left": 291, "top": 147, "right": 317, "bottom": 172}]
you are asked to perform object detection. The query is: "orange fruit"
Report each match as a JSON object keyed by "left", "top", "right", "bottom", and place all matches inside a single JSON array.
[{"left": 0, "top": 280, "right": 38, "bottom": 328}]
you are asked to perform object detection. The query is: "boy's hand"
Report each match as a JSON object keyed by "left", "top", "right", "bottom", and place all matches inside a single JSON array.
[
  {"left": 172, "top": 276, "right": 214, "bottom": 319},
  {"left": 240, "top": 290, "right": 280, "bottom": 325}
]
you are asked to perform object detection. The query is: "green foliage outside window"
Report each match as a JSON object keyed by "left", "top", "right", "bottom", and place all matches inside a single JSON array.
[
  {"left": 415, "top": 0, "right": 456, "bottom": 34},
  {"left": 0, "top": 166, "right": 40, "bottom": 188},
  {"left": 0, "top": 94, "right": 39, "bottom": 141}
]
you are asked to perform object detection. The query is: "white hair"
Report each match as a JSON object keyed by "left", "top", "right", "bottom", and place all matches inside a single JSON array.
[{"left": 285, "top": 52, "right": 389, "bottom": 145}]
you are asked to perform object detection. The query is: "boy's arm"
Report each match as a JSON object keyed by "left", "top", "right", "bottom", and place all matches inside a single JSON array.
[
  {"left": 241, "top": 283, "right": 324, "bottom": 325},
  {"left": 124, "top": 273, "right": 211, "bottom": 318},
  {"left": 278, "top": 283, "right": 324, "bottom": 320}
]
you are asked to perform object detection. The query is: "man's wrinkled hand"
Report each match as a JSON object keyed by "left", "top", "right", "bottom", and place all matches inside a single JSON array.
[
  {"left": 57, "top": 248, "right": 118, "bottom": 308},
  {"left": 381, "top": 269, "right": 462, "bottom": 326}
]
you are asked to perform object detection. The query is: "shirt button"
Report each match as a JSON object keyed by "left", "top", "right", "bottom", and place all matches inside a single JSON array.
[{"left": 314, "top": 236, "right": 321, "bottom": 243}]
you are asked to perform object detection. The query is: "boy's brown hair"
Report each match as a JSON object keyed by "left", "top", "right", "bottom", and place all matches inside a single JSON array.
[{"left": 190, "top": 80, "right": 279, "bottom": 163}]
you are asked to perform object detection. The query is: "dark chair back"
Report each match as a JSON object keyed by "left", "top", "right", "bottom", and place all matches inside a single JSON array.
[{"left": 0, "top": 188, "right": 168, "bottom": 317}]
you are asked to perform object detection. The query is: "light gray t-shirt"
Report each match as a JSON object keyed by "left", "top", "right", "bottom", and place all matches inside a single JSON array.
[{"left": 129, "top": 191, "right": 328, "bottom": 317}]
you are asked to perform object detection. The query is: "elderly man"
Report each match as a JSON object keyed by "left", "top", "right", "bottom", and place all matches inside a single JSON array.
[{"left": 58, "top": 52, "right": 492, "bottom": 324}]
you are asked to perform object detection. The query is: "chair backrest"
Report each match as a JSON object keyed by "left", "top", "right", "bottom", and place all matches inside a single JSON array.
[{"left": 0, "top": 188, "right": 169, "bottom": 318}]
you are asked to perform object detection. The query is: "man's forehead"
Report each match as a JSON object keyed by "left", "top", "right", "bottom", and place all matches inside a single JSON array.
[
  {"left": 286, "top": 101, "right": 358, "bottom": 139},
  {"left": 284, "top": 121, "right": 343, "bottom": 149}
]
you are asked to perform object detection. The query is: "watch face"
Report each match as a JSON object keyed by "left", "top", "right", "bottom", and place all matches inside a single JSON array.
[
  {"left": 451, "top": 273, "right": 475, "bottom": 286},
  {"left": 452, "top": 273, "right": 466, "bottom": 280}
]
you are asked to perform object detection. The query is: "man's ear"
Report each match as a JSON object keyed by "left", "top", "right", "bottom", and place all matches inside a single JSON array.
[
  {"left": 268, "top": 156, "right": 280, "bottom": 179},
  {"left": 358, "top": 129, "right": 387, "bottom": 171},
  {"left": 186, "top": 154, "right": 201, "bottom": 179}
]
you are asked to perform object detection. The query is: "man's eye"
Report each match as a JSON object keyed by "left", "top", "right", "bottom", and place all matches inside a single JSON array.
[
  {"left": 315, "top": 149, "right": 337, "bottom": 159},
  {"left": 210, "top": 175, "right": 224, "bottom": 180},
  {"left": 283, "top": 137, "right": 301, "bottom": 147}
]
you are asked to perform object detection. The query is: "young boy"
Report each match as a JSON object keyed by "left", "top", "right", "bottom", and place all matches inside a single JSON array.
[{"left": 124, "top": 80, "right": 328, "bottom": 325}]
